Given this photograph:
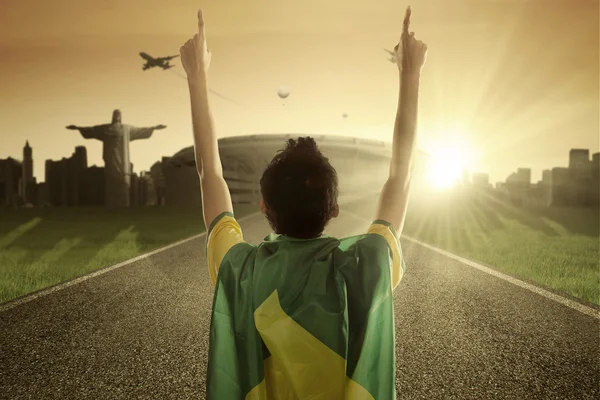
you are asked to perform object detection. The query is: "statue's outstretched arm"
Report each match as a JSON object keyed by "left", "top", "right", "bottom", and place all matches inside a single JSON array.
[
  {"left": 66, "top": 124, "right": 108, "bottom": 141},
  {"left": 128, "top": 124, "right": 166, "bottom": 141}
]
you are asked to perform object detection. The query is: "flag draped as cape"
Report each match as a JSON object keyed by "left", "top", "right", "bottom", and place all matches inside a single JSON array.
[{"left": 206, "top": 225, "right": 402, "bottom": 400}]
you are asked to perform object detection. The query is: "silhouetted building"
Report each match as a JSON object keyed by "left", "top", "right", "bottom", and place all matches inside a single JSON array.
[
  {"left": 538, "top": 169, "right": 552, "bottom": 206},
  {"left": 506, "top": 168, "right": 531, "bottom": 188},
  {"left": 130, "top": 170, "right": 150, "bottom": 207},
  {"left": 36, "top": 182, "right": 49, "bottom": 207},
  {"left": 45, "top": 158, "right": 67, "bottom": 206},
  {"left": 19, "top": 140, "right": 37, "bottom": 204},
  {"left": 592, "top": 152, "right": 600, "bottom": 173},
  {"left": 517, "top": 168, "right": 531, "bottom": 185},
  {"left": 563, "top": 149, "right": 594, "bottom": 206},
  {"left": 569, "top": 149, "right": 591, "bottom": 178},
  {"left": 45, "top": 146, "right": 90, "bottom": 206},
  {"left": 141, "top": 171, "right": 157, "bottom": 205},
  {"left": 541, "top": 169, "right": 551, "bottom": 184},
  {"left": 163, "top": 155, "right": 202, "bottom": 206},
  {"left": 0, "top": 157, "right": 22, "bottom": 207},
  {"left": 549, "top": 167, "right": 570, "bottom": 206},
  {"left": 136, "top": 172, "right": 152, "bottom": 206},
  {"left": 130, "top": 173, "right": 139, "bottom": 206},
  {"left": 591, "top": 152, "right": 600, "bottom": 207},
  {"left": 150, "top": 159, "right": 167, "bottom": 206},
  {"left": 503, "top": 149, "right": 600, "bottom": 207},
  {"left": 80, "top": 166, "right": 105, "bottom": 206},
  {"left": 471, "top": 173, "right": 490, "bottom": 188},
  {"left": 503, "top": 168, "right": 531, "bottom": 205}
]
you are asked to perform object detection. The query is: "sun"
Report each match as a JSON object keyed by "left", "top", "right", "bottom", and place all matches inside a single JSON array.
[{"left": 424, "top": 144, "right": 473, "bottom": 190}]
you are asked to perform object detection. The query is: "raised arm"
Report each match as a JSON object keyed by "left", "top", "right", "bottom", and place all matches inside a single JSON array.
[
  {"left": 375, "top": 6, "right": 427, "bottom": 233},
  {"left": 180, "top": 9, "right": 233, "bottom": 229},
  {"left": 66, "top": 124, "right": 107, "bottom": 141},
  {"left": 129, "top": 124, "right": 166, "bottom": 141}
]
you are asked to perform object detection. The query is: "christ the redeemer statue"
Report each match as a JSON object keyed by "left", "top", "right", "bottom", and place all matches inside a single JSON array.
[{"left": 66, "top": 109, "right": 166, "bottom": 207}]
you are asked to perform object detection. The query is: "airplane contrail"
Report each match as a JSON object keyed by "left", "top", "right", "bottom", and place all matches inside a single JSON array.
[{"left": 167, "top": 68, "right": 244, "bottom": 107}]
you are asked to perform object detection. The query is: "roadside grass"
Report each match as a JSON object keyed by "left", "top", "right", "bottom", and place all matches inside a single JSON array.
[
  {"left": 2, "top": 194, "right": 598, "bottom": 307},
  {"left": 401, "top": 190, "right": 599, "bottom": 306},
  {"left": 0, "top": 204, "right": 258, "bottom": 303}
]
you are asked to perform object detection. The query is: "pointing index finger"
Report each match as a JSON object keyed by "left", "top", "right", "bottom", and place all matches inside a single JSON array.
[
  {"left": 403, "top": 6, "right": 412, "bottom": 37},
  {"left": 198, "top": 9, "right": 205, "bottom": 35}
]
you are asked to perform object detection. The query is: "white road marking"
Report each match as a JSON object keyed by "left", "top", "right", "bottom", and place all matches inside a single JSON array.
[
  {"left": 0, "top": 212, "right": 262, "bottom": 313},
  {"left": 339, "top": 209, "right": 600, "bottom": 321}
]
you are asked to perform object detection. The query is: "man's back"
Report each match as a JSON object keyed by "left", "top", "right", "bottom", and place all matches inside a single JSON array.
[{"left": 205, "top": 212, "right": 405, "bottom": 400}]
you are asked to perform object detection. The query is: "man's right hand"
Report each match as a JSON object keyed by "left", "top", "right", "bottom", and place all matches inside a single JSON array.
[
  {"left": 180, "top": 9, "right": 212, "bottom": 82},
  {"left": 394, "top": 6, "right": 427, "bottom": 75},
  {"left": 66, "top": 125, "right": 78, "bottom": 130}
]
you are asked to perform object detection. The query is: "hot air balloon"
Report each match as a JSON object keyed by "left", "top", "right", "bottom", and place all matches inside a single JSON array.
[
  {"left": 342, "top": 113, "right": 348, "bottom": 119},
  {"left": 277, "top": 87, "right": 290, "bottom": 99},
  {"left": 277, "top": 87, "right": 290, "bottom": 106}
]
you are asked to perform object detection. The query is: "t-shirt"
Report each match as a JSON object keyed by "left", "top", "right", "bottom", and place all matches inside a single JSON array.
[{"left": 205, "top": 211, "right": 406, "bottom": 400}]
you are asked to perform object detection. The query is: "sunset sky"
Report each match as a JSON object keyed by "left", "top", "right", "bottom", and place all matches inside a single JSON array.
[{"left": 0, "top": 0, "right": 598, "bottom": 184}]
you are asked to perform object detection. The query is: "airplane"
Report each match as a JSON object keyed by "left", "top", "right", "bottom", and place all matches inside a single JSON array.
[
  {"left": 139, "top": 52, "right": 179, "bottom": 70},
  {"left": 384, "top": 48, "right": 396, "bottom": 64}
]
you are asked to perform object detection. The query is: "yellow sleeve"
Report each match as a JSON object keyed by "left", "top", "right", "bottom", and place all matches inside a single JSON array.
[
  {"left": 367, "top": 221, "right": 403, "bottom": 290},
  {"left": 206, "top": 214, "right": 245, "bottom": 286}
]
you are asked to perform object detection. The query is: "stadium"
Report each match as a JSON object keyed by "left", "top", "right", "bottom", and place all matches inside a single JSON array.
[{"left": 157, "top": 134, "right": 429, "bottom": 206}]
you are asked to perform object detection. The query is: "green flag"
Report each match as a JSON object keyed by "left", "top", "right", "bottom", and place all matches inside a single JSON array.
[{"left": 206, "top": 212, "right": 405, "bottom": 399}]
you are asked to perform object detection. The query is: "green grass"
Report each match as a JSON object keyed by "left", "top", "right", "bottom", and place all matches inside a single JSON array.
[
  {"left": 1, "top": 195, "right": 599, "bottom": 307},
  {"left": 402, "top": 190, "right": 600, "bottom": 306},
  {"left": 0, "top": 204, "right": 258, "bottom": 303}
]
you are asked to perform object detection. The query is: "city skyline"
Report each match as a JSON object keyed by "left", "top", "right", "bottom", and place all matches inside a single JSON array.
[
  {"left": 2, "top": 138, "right": 597, "bottom": 187},
  {"left": 1, "top": 0, "right": 598, "bottom": 184},
  {"left": 3, "top": 135, "right": 597, "bottom": 209}
]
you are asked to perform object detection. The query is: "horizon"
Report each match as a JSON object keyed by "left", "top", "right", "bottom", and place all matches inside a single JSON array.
[
  {"left": 3, "top": 135, "right": 598, "bottom": 186},
  {"left": 1, "top": 0, "right": 598, "bottom": 184}
]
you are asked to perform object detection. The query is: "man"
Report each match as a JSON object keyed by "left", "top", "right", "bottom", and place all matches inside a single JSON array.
[{"left": 180, "top": 6, "right": 427, "bottom": 399}]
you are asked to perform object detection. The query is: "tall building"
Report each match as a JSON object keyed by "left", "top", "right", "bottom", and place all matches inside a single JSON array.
[
  {"left": 502, "top": 167, "right": 535, "bottom": 205},
  {"left": 505, "top": 167, "right": 531, "bottom": 192},
  {"left": 541, "top": 169, "right": 551, "bottom": 184},
  {"left": 45, "top": 158, "right": 68, "bottom": 206},
  {"left": 566, "top": 148, "right": 593, "bottom": 206},
  {"left": 74, "top": 146, "right": 88, "bottom": 170},
  {"left": 497, "top": 148, "right": 598, "bottom": 208},
  {"left": 0, "top": 157, "right": 22, "bottom": 207},
  {"left": 45, "top": 146, "right": 92, "bottom": 206},
  {"left": 569, "top": 149, "right": 590, "bottom": 178},
  {"left": 21, "top": 140, "right": 35, "bottom": 203},
  {"left": 516, "top": 168, "right": 531, "bottom": 184}
]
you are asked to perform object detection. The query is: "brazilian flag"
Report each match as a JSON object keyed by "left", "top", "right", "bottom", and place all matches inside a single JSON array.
[{"left": 206, "top": 213, "right": 404, "bottom": 399}]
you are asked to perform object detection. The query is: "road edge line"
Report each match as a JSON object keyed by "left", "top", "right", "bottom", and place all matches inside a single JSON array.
[
  {"left": 339, "top": 209, "right": 600, "bottom": 321},
  {"left": 0, "top": 211, "right": 262, "bottom": 313}
]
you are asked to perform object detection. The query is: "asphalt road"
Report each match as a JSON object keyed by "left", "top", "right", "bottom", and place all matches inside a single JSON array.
[{"left": 0, "top": 202, "right": 599, "bottom": 400}]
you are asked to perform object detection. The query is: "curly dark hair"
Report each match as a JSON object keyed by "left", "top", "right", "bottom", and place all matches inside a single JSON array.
[{"left": 260, "top": 137, "right": 339, "bottom": 239}]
